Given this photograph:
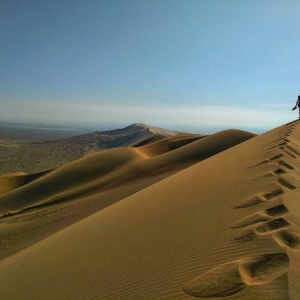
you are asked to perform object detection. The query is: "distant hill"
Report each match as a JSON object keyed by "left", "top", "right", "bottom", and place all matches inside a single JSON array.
[
  {"left": 0, "top": 123, "right": 178, "bottom": 175},
  {"left": 30, "top": 123, "right": 178, "bottom": 150}
]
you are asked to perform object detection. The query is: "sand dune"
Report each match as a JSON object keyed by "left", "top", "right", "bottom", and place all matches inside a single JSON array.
[
  {"left": 0, "top": 123, "right": 177, "bottom": 175},
  {"left": 0, "top": 170, "right": 51, "bottom": 196},
  {"left": 0, "top": 129, "right": 254, "bottom": 216},
  {"left": 0, "top": 172, "right": 27, "bottom": 196},
  {"left": 129, "top": 132, "right": 168, "bottom": 147},
  {"left": 135, "top": 133, "right": 205, "bottom": 157},
  {"left": 0, "top": 121, "right": 299, "bottom": 299},
  {"left": 128, "top": 130, "right": 202, "bottom": 149}
]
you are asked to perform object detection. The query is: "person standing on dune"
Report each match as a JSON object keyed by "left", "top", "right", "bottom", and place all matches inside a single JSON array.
[{"left": 292, "top": 95, "right": 300, "bottom": 118}]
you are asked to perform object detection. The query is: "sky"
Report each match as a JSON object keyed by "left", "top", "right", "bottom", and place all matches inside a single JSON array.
[{"left": 1, "top": 0, "right": 300, "bottom": 133}]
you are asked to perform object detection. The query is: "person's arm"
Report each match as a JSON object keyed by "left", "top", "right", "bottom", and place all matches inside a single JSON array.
[{"left": 292, "top": 99, "right": 298, "bottom": 110}]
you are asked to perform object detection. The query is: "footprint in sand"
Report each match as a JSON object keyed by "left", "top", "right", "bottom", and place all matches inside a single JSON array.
[
  {"left": 285, "top": 145, "right": 300, "bottom": 156},
  {"left": 277, "top": 177, "right": 297, "bottom": 190},
  {"left": 183, "top": 253, "right": 289, "bottom": 298},
  {"left": 234, "top": 228, "right": 257, "bottom": 242},
  {"left": 250, "top": 152, "right": 287, "bottom": 168},
  {"left": 273, "top": 230, "right": 300, "bottom": 250},
  {"left": 255, "top": 218, "right": 290, "bottom": 234},
  {"left": 269, "top": 154, "right": 284, "bottom": 161},
  {"left": 232, "top": 203, "right": 289, "bottom": 230},
  {"left": 282, "top": 149, "right": 297, "bottom": 159},
  {"left": 277, "top": 160, "right": 294, "bottom": 170},
  {"left": 234, "top": 188, "right": 284, "bottom": 209},
  {"left": 273, "top": 168, "right": 286, "bottom": 175},
  {"left": 231, "top": 213, "right": 271, "bottom": 229}
]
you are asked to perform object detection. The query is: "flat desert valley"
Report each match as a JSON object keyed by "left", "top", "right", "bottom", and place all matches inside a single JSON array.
[{"left": 0, "top": 121, "right": 299, "bottom": 299}]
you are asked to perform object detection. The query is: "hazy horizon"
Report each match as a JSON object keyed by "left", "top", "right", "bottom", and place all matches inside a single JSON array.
[
  {"left": 2, "top": 1, "right": 300, "bottom": 132},
  {"left": 0, "top": 119, "right": 270, "bottom": 135}
]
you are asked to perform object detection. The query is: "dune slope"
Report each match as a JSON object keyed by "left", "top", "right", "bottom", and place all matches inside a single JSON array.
[
  {"left": 0, "top": 121, "right": 299, "bottom": 299},
  {"left": 0, "top": 129, "right": 254, "bottom": 215},
  {"left": 0, "top": 172, "right": 27, "bottom": 196},
  {"left": 0, "top": 123, "right": 177, "bottom": 176},
  {"left": 0, "top": 170, "right": 51, "bottom": 196}
]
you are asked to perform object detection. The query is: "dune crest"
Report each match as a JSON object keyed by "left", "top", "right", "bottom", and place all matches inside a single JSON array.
[
  {"left": 0, "top": 172, "right": 27, "bottom": 196},
  {"left": 0, "top": 129, "right": 254, "bottom": 216},
  {"left": 184, "top": 120, "right": 300, "bottom": 299},
  {"left": 1, "top": 121, "right": 300, "bottom": 299},
  {"left": 0, "top": 122, "right": 178, "bottom": 175}
]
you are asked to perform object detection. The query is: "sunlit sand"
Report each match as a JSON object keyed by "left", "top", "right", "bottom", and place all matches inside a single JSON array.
[{"left": 0, "top": 121, "right": 299, "bottom": 299}]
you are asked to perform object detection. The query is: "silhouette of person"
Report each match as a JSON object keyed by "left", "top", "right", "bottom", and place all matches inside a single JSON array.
[{"left": 292, "top": 95, "right": 300, "bottom": 118}]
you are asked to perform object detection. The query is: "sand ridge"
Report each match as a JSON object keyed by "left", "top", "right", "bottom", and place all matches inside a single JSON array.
[
  {"left": 0, "top": 172, "right": 27, "bottom": 196},
  {"left": 0, "top": 121, "right": 298, "bottom": 299},
  {"left": 0, "top": 129, "right": 254, "bottom": 217},
  {"left": 184, "top": 120, "right": 300, "bottom": 299},
  {"left": 0, "top": 123, "right": 178, "bottom": 176},
  {"left": 0, "top": 170, "right": 50, "bottom": 196},
  {"left": 134, "top": 133, "right": 205, "bottom": 157}
]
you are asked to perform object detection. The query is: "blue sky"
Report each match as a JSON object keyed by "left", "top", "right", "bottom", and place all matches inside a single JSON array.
[{"left": 1, "top": 0, "right": 300, "bottom": 133}]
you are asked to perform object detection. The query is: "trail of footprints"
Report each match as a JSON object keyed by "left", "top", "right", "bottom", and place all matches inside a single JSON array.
[{"left": 184, "top": 120, "right": 300, "bottom": 298}]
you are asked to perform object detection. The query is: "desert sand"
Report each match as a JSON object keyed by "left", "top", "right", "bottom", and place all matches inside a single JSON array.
[
  {"left": 0, "top": 123, "right": 178, "bottom": 175},
  {"left": 0, "top": 120, "right": 299, "bottom": 299}
]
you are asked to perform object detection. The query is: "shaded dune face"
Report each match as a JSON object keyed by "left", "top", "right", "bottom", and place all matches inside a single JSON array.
[
  {"left": 0, "top": 170, "right": 51, "bottom": 196},
  {"left": 128, "top": 133, "right": 168, "bottom": 147},
  {"left": 133, "top": 133, "right": 205, "bottom": 157},
  {"left": 0, "top": 172, "right": 27, "bottom": 196},
  {"left": 0, "top": 129, "right": 255, "bottom": 216}
]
